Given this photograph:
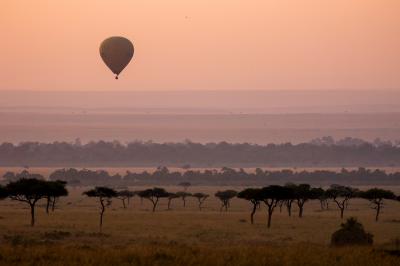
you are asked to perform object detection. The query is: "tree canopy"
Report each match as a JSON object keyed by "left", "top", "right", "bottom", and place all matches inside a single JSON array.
[{"left": 6, "top": 178, "right": 50, "bottom": 226}]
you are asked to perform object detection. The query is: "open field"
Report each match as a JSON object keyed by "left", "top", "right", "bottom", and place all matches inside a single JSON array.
[{"left": 0, "top": 186, "right": 399, "bottom": 265}]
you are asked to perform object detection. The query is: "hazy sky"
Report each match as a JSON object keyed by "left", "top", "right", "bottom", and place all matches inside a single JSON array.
[{"left": 1, "top": 0, "right": 399, "bottom": 91}]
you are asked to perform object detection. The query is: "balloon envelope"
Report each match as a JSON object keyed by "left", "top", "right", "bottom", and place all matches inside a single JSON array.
[{"left": 99, "top": 36, "right": 134, "bottom": 79}]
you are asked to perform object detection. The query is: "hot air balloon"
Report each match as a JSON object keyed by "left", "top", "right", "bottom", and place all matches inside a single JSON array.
[{"left": 99, "top": 36, "right": 134, "bottom": 79}]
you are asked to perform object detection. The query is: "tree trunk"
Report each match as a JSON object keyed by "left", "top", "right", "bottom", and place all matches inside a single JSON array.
[
  {"left": 51, "top": 197, "right": 56, "bottom": 212},
  {"left": 46, "top": 197, "right": 50, "bottom": 215},
  {"left": 152, "top": 198, "right": 159, "bottom": 212},
  {"left": 30, "top": 203, "right": 35, "bottom": 227},
  {"left": 168, "top": 199, "right": 172, "bottom": 210},
  {"left": 286, "top": 201, "right": 292, "bottom": 217},
  {"left": 183, "top": 198, "right": 186, "bottom": 207},
  {"left": 250, "top": 203, "right": 257, "bottom": 224},
  {"left": 340, "top": 207, "right": 344, "bottom": 219},
  {"left": 375, "top": 203, "right": 381, "bottom": 222},
  {"left": 122, "top": 199, "right": 126, "bottom": 209},
  {"left": 100, "top": 200, "right": 105, "bottom": 232},
  {"left": 267, "top": 207, "right": 273, "bottom": 228},
  {"left": 298, "top": 200, "right": 304, "bottom": 218}
]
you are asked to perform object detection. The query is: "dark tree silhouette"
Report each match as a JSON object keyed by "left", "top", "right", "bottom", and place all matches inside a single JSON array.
[
  {"left": 44, "top": 180, "right": 68, "bottom": 214},
  {"left": 176, "top": 191, "right": 192, "bottom": 207},
  {"left": 260, "top": 185, "right": 287, "bottom": 228},
  {"left": 282, "top": 184, "right": 296, "bottom": 217},
  {"left": 6, "top": 178, "right": 48, "bottom": 226},
  {"left": 237, "top": 188, "right": 262, "bottom": 224},
  {"left": 215, "top": 190, "right": 237, "bottom": 212},
  {"left": 192, "top": 192, "right": 209, "bottom": 211},
  {"left": 178, "top": 182, "right": 191, "bottom": 191},
  {"left": 167, "top": 192, "right": 179, "bottom": 210},
  {"left": 326, "top": 185, "right": 357, "bottom": 219},
  {"left": 0, "top": 185, "right": 8, "bottom": 200},
  {"left": 359, "top": 188, "right": 396, "bottom": 221},
  {"left": 311, "top": 187, "right": 329, "bottom": 210},
  {"left": 83, "top": 187, "right": 117, "bottom": 232},
  {"left": 293, "top": 184, "right": 316, "bottom": 218},
  {"left": 117, "top": 190, "right": 135, "bottom": 209},
  {"left": 137, "top": 188, "right": 169, "bottom": 212}
]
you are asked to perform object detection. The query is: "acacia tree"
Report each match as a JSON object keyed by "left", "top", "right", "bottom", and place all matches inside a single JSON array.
[
  {"left": 311, "top": 187, "right": 329, "bottom": 210},
  {"left": 360, "top": 188, "right": 396, "bottom": 221},
  {"left": 326, "top": 185, "right": 357, "bottom": 219},
  {"left": 6, "top": 178, "right": 48, "bottom": 226},
  {"left": 137, "top": 188, "right": 169, "bottom": 212},
  {"left": 176, "top": 191, "right": 192, "bottom": 207},
  {"left": 117, "top": 190, "right": 135, "bottom": 209},
  {"left": 215, "top": 190, "right": 237, "bottom": 212},
  {"left": 167, "top": 192, "right": 179, "bottom": 210},
  {"left": 0, "top": 185, "right": 8, "bottom": 200},
  {"left": 178, "top": 182, "right": 191, "bottom": 192},
  {"left": 260, "top": 185, "right": 287, "bottom": 228},
  {"left": 237, "top": 188, "right": 262, "bottom": 224},
  {"left": 192, "top": 192, "right": 209, "bottom": 211},
  {"left": 293, "top": 184, "right": 316, "bottom": 218},
  {"left": 282, "top": 184, "right": 296, "bottom": 217},
  {"left": 45, "top": 180, "right": 68, "bottom": 214},
  {"left": 83, "top": 187, "right": 117, "bottom": 232}
]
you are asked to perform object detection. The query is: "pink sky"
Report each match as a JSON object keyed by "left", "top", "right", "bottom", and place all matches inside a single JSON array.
[{"left": 1, "top": 0, "right": 399, "bottom": 91}]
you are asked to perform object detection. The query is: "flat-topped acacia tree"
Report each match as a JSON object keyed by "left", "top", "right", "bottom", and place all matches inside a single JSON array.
[
  {"left": 282, "top": 184, "right": 296, "bottom": 217},
  {"left": 215, "top": 190, "right": 237, "bottom": 212},
  {"left": 44, "top": 180, "right": 68, "bottom": 214},
  {"left": 178, "top": 182, "right": 191, "bottom": 192},
  {"left": 293, "top": 184, "right": 317, "bottom": 218},
  {"left": 176, "top": 191, "right": 192, "bottom": 207},
  {"left": 192, "top": 192, "right": 209, "bottom": 211},
  {"left": 237, "top": 188, "right": 262, "bottom": 224},
  {"left": 137, "top": 188, "right": 169, "bottom": 212},
  {"left": 260, "top": 185, "right": 288, "bottom": 228},
  {"left": 360, "top": 188, "right": 396, "bottom": 221},
  {"left": 311, "top": 187, "right": 329, "bottom": 210},
  {"left": 6, "top": 178, "right": 48, "bottom": 226},
  {"left": 83, "top": 187, "right": 117, "bottom": 232},
  {"left": 116, "top": 190, "right": 135, "bottom": 209},
  {"left": 326, "top": 185, "right": 358, "bottom": 219},
  {"left": 167, "top": 192, "right": 179, "bottom": 210}
]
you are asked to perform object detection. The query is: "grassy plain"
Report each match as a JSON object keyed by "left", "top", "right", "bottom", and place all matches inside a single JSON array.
[{"left": 0, "top": 185, "right": 399, "bottom": 265}]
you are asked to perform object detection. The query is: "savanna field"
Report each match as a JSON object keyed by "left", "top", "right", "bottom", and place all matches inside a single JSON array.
[{"left": 0, "top": 181, "right": 399, "bottom": 266}]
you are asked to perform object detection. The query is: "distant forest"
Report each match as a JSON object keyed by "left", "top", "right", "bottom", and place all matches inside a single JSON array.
[
  {"left": 0, "top": 137, "right": 399, "bottom": 167},
  {"left": 3, "top": 167, "right": 400, "bottom": 186}
]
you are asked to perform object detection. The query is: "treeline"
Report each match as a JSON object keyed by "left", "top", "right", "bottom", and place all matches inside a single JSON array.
[
  {"left": 3, "top": 167, "right": 400, "bottom": 186},
  {"left": 0, "top": 138, "right": 400, "bottom": 167},
  {"left": 1, "top": 175, "right": 399, "bottom": 232}
]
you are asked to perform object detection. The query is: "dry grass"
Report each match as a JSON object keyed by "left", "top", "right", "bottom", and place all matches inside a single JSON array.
[{"left": 0, "top": 185, "right": 399, "bottom": 265}]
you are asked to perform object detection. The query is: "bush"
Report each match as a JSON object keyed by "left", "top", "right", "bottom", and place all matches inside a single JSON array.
[{"left": 331, "top": 217, "right": 373, "bottom": 246}]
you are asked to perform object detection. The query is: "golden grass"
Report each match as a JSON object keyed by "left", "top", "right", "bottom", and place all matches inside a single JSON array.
[
  {"left": 0, "top": 186, "right": 399, "bottom": 265},
  {"left": 0, "top": 243, "right": 398, "bottom": 266}
]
